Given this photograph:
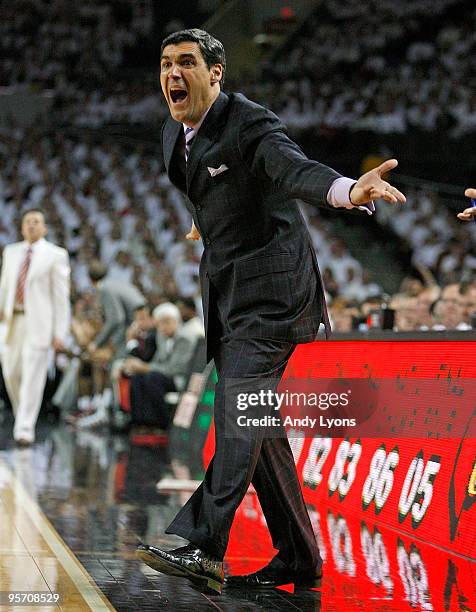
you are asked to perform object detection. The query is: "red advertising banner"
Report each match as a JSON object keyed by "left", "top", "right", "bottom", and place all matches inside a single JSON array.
[
  {"left": 228, "top": 496, "right": 476, "bottom": 611},
  {"left": 291, "top": 435, "right": 474, "bottom": 558},
  {"left": 285, "top": 340, "right": 476, "bottom": 560},
  {"left": 204, "top": 340, "right": 476, "bottom": 560}
]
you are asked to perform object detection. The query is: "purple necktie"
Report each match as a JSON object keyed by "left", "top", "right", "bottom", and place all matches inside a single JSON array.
[{"left": 185, "top": 127, "right": 195, "bottom": 162}]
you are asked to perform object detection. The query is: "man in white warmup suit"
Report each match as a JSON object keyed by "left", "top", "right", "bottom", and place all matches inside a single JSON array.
[{"left": 0, "top": 209, "right": 70, "bottom": 445}]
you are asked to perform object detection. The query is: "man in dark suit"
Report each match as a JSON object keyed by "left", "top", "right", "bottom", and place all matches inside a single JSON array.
[{"left": 136, "top": 28, "right": 406, "bottom": 594}]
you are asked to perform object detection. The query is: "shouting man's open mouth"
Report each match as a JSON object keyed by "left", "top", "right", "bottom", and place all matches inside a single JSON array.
[{"left": 170, "top": 88, "right": 188, "bottom": 106}]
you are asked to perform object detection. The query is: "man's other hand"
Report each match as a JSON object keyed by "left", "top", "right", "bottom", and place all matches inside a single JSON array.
[
  {"left": 350, "top": 159, "right": 406, "bottom": 206},
  {"left": 186, "top": 222, "right": 201, "bottom": 241},
  {"left": 457, "top": 188, "right": 476, "bottom": 221}
]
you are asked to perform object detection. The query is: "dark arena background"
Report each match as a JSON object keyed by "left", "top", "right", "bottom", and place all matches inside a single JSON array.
[{"left": 0, "top": 1, "right": 475, "bottom": 610}]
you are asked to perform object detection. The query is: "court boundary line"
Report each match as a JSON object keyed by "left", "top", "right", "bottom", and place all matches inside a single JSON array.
[{"left": 0, "top": 457, "right": 115, "bottom": 611}]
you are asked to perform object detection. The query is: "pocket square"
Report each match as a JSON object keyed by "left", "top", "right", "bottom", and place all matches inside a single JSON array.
[{"left": 208, "top": 164, "right": 229, "bottom": 177}]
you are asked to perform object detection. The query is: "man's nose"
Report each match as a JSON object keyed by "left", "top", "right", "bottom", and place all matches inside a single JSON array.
[{"left": 169, "top": 64, "right": 182, "bottom": 79}]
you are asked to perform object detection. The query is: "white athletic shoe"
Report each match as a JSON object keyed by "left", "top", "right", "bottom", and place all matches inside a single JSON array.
[{"left": 76, "top": 403, "right": 109, "bottom": 429}]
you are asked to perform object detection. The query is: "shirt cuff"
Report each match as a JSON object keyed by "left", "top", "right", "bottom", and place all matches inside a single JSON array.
[{"left": 327, "top": 177, "right": 375, "bottom": 215}]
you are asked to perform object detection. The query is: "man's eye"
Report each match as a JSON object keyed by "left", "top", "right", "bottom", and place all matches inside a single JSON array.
[
  {"left": 161, "top": 62, "right": 171, "bottom": 70},
  {"left": 182, "top": 59, "right": 194, "bottom": 66}
]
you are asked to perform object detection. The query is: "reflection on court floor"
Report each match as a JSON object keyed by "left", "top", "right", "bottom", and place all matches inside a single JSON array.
[{"left": 0, "top": 419, "right": 474, "bottom": 611}]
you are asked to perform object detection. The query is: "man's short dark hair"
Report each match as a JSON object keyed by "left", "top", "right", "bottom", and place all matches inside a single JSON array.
[
  {"left": 161, "top": 28, "right": 226, "bottom": 88},
  {"left": 88, "top": 259, "right": 108, "bottom": 283}
]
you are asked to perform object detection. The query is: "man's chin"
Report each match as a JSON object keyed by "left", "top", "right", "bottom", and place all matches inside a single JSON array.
[{"left": 169, "top": 105, "right": 188, "bottom": 123}]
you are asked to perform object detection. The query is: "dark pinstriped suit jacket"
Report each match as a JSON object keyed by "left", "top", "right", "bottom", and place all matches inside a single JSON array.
[{"left": 161, "top": 91, "right": 341, "bottom": 362}]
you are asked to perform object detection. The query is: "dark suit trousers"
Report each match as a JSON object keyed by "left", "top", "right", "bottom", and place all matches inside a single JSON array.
[{"left": 165, "top": 335, "right": 320, "bottom": 571}]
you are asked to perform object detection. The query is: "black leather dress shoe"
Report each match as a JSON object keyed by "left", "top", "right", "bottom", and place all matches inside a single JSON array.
[
  {"left": 224, "top": 558, "right": 322, "bottom": 589},
  {"left": 136, "top": 543, "right": 224, "bottom": 594}
]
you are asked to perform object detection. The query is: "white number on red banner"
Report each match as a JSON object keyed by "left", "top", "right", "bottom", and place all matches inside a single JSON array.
[
  {"left": 303, "top": 437, "right": 332, "bottom": 489},
  {"left": 327, "top": 513, "right": 356, "bottom": 576},
  {"left": 362, "top": 445, "right": 399, "bottom": 512},
  {"left": 328, "top": 439, "right": 362, "bottom": 498},
  {"left": 398, "top": 452, "right": 441, "bottom": 526},
  {"left": 397, "top": 542, "right": 432, "bottom": 609},
  {"left": 360, "top": 524, "right": 393, "bottom": 593},
  {"left": 287, "top": 429, "right": 306, "bottom": 463}
]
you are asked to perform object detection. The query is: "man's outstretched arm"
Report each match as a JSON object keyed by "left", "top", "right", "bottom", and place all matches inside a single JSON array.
[{"left": 239, "top": 109, "right": 405, "bottom": 209}]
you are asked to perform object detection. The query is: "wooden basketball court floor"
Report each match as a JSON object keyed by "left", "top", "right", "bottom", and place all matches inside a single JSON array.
[{"left": 0, "top": 455, "right": 114, "bottom": 611}]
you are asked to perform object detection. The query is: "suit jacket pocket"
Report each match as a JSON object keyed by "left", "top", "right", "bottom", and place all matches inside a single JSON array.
[{"left": 236, "top": 253, "right": 295, "bottom": 280}]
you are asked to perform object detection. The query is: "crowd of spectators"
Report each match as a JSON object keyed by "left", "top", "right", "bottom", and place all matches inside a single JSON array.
[
  {"left": 0, "top": 126, "right": 208, "bottom": 426},
  {"left": 302, "top": 197, "right": 476, "bottom": 333},
  {"left": 1, "top": 126, "right": 474, "bottom": 339},
  {"left": 0, "top": 0, "right": 164, "bottom": 127},
  {"left": 0, "top": 129, "right": 202, "bottom": 304},
  {"left": 54, "top": 295, "right": 204, "bottom": 431},
  {"left": 329, "top": 279, "right": 476, "bottom": 333},
  {"left": 0, "top": 0, "right": 155, "bottom": 81},
  {"left": 376, "top": 187, "right": 476, "bottom": 285},
  {"left": 247, "top": 0, "right": 476, "bottom": 136},
  {"left": 2, "top": 0, "right": 476, "bottom": 136}
]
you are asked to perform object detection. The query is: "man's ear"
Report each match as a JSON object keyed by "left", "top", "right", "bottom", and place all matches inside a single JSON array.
[{"left": 210, "top": 64, "right": 223, "bottom": 84}]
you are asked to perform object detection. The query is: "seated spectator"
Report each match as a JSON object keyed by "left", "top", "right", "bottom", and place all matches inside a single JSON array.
[
  {"left": 360, "top": 296, "right": 385, "bottom": 317},
  {"left": 122, "top": 303, "right": 195, "bottom": 429},
  {"left": 322, "top": 267, "right": 339, "bottom": 299},
  {"left": 124, "top": 304, "right": 157, "bottom": 361},
  {"left": 53, "top": 294, "right": 114, "bottom": 422},
  {"left": 431, "top": 283, "right": 467, "bottom": 330},
  {"left": 416, "top": 285, "right": 441, "bottom": 329},
  {"left": 110, "top": 304, "right": 157, "bottom": 424},
  {"left": 460, "top": 281, "right": 476, "bottom": 327},
  {"left": 70, "top": 260, "right": 146, "bottom": 428},
  {"left": 176, "top": 297, "right": 205, "bottom": 342},
  {"left": 391, "top": 294, "right": 419, "bottom": 331},
  {"left": 87, "top": 259, "right": 145, "bottom": 359},
  {"left": 109, "top": 250, "right": 135, "bottom": 284},
  {"left": 327, "top": 239, "right": 362, "bottom": 287},
  {"left": 329, "top": 298, "right": 360, "bottom": 332},
  {"left": 180, "top": 245, "right": 201, "bottom": 293}
]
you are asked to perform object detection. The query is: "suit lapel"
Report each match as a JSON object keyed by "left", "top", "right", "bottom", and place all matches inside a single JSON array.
[
  {"left": 11, "top": 243, "right": 25, "bottom": 273},
  {"left": 186, "top": 92, "right": 229, "bottom": 193},
  {"left": 163, "top": 120, "right": 182, "bottom": 176},
  {"left": 10, "top": 242, "right": 30, "bottom": 283},
  {"left": 27, "top": 239, "right": 47, "bottom": 282},
  {"left": 7, "top": 244, "right": 25, "bottom": 305}
]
